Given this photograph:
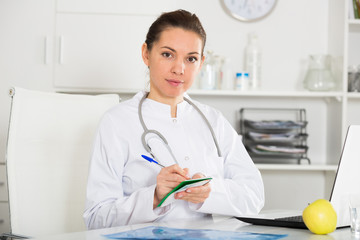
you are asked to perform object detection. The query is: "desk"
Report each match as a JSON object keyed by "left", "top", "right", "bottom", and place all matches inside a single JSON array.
[{"left": 31, "top": 215, "right": 352, "bottom": 240}]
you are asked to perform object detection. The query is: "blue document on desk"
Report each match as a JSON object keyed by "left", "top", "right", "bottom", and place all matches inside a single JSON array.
[{"left": 103, "top": 226, "right": 287, "bottom": 239}]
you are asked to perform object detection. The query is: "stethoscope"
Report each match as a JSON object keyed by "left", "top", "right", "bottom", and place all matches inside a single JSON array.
[{"left": 138, "top": 92, "right": 222, "bottom": 165}]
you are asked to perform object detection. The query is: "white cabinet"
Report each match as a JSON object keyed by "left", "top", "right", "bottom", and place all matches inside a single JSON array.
[
  {"left": 0, "top": 0, "right": 56, "bottom": 234},
  {"left": 0, "top": 0, "right": 55, "bottom": 161},
  {"left": 53, "top": 0, "right": 176, "bottom": 92},
  {"left": 54, "top": 13, "right": 153, "bottom": 91},
  {"left": 0, "top": 0, "right": 55, "bottom": 91},
  {"left": 56, "top": 0, "right": 176, "bottom": 15}
]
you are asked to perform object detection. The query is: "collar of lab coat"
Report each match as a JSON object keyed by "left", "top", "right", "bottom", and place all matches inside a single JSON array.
[{"left": 134, "top": 91, "right": 192, "bottom": 119}]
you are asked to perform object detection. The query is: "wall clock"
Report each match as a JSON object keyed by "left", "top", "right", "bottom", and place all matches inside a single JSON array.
[{"left": 220, "top": 0, "right": 277, "bottom": 22}]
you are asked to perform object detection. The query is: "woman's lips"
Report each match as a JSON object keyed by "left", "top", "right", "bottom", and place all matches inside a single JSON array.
[{"left": 166, "top": 79, "right": 184, "bottom": 87}]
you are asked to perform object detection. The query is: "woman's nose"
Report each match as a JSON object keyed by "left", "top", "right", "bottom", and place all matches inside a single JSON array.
[{"left": 171, "top": 58, "right": 185, "bottom": 75}]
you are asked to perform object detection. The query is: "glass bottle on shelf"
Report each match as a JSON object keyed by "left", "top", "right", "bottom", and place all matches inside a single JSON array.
[
  {"left": 303, "top": 54, "right": 336, "bottom": 91},
  {"left": 244, "top": 32, "right": 262, "bottom": 90},
  {"left": 199, "top": 50, "right": 217, "bottom": 90},
  {"left": 221, "top": 57, "right": 234, "bottom": 90}
]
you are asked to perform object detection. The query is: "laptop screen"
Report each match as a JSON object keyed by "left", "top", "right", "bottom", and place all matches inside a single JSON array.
[{"left": 329, "top": 125, "right": 360, "bottom": 227}]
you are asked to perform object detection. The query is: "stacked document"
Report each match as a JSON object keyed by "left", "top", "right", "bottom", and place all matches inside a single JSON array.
[
  {"left": 255, "top": 145, "right": 307, "bottom": 154},
  {"left": 242, "top": 117, "right": 309, "bottom": 163},
  {"left": 248, "top": 132, "right": 307, "bottom": 142}
]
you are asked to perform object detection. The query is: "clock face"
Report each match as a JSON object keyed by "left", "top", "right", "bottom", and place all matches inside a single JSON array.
[{"left": 221, "top": 0, "right": 277, "bottom": 22}]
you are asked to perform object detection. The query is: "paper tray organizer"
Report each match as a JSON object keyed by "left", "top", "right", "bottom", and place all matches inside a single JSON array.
[{"left": 239, "top": 108, "right": 310, "bottom": 164}]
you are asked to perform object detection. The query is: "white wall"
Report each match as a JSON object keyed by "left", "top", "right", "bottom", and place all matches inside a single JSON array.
[
  {"left": 178, "top": 0, "right": 329, "bottom": 91},
  {"left": 0, "top": 0, "right": 331, "bottom": 162}
]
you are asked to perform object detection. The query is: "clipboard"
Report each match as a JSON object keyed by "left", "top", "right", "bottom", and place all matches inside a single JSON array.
[{"left": 158, "top": 177, "right": 212, "bottom": 207}]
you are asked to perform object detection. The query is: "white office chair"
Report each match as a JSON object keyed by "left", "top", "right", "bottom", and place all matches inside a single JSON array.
[{"left": 3, "top": 87, "right": 119, "bottom": 238}]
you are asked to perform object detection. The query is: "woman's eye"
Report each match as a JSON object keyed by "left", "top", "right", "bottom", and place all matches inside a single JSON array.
[
  {"left": 162, "top": 52, "right": 172, "bottom": 58},
  {"left": 188, "top": 56, "right": 198, "bottom": 63}
]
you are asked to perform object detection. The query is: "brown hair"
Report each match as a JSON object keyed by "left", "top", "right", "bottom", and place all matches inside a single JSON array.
[{"left": 145, "top": 9, "right": 206, "bottom": 55}]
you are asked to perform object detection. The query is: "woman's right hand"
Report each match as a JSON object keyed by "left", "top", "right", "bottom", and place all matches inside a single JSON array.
[{"left": 154, "top": 164, "right": 189, "bottom": 209}]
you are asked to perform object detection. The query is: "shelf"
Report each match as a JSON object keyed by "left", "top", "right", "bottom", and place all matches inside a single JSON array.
[
  {"left": 188, "top": 90, "right": 343, "bottom": 98},
  {"left": 348, "top": 19, "right": 360, "bottom": 25},
  {"left": 347, "top": 92, "right": 360, "bottom": 98},
  {"left": 256, "top": 164, "right": 338, "bottom": 172},
  {"left": 57, "top": 88, "right": 345, "bottom": 99}
]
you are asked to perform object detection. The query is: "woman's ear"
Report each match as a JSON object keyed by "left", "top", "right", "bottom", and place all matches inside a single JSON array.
[
  {"left": 199, "top": 55, "right": 205, "bottom": 71},
  {"left": 141, "top": 43, "right": 149, "bottom": 67}
]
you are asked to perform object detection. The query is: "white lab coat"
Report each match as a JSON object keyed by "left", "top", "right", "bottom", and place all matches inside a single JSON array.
[{"left": 84, "top": 91, "right": 264, "bottom": 229}]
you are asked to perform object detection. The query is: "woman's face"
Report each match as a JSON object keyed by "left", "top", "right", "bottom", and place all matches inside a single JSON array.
[{"left": 142, "top": 27, "right": 204, "bottom": 103}]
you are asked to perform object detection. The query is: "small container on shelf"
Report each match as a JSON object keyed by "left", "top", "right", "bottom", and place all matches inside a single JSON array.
[
  {"left": 348, "top": 65, "right": 360, "bottom": 92},
  {"left": 235, "top": 72, "right": 249, "bottom": 91},
  {"left": 239, "top": 108, "right": 310, "bottom": 164}
]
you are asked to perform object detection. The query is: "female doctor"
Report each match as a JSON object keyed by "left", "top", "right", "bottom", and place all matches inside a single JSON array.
[{"left": 84, "top": 9, "right": 264, "bottom": 229}]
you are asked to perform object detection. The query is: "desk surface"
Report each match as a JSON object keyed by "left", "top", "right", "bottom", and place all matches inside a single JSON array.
[{"left": 32, "top": 215, "right": 352, "bottom": 240}]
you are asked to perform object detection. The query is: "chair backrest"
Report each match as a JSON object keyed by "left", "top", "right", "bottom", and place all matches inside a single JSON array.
[{"left": 5, "top": 87, "right": 120, "bottom": 237}]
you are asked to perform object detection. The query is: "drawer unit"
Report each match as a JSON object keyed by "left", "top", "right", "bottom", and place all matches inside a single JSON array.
[
  {"left": 0, "top": 165, "right": 8, "bottom": 201},
  {"left": 0, "top": 202, "right": 10, "bottom": 234},
  {"left": 0, "top": 165, "right": 10, "bottom": 234}
]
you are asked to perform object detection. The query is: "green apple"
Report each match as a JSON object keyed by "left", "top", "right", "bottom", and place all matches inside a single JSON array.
[{"left": 302, "top": 199, "right": 337, "bottom": 235}]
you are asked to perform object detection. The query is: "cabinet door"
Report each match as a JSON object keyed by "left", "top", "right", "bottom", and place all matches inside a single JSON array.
[
  {"left": 0, "top": 0, "right": 55, "bottom": 162},
  {"left": 57, "top": 0, "right": 176, "bottom": 15},
  {"left": 54, "top": 14, "right": 155, "bottom": 91}
]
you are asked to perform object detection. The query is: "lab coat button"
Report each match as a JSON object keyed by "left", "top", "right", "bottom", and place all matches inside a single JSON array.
[
  {"left": 173, "top": 119, "right": 177, "bottom": 123},
  {"left": 184, "top": 156, "right": 190, "bottom": 161}
]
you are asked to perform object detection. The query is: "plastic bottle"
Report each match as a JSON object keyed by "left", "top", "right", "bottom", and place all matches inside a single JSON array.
[
  {"left": 244, "top": 32, "right": 262, "bottom": 90},
  {"left": 221, "top": 57, "right": 234, "bottom": 90},
  {"left": 235, "top": 72, "right": 249, "bottom": 91},
  {"left": 242, "top": 72, "right": 249, "bottom": 91},
  {"left": 235, "top": 73, "right": 242, "bottom": 90}
]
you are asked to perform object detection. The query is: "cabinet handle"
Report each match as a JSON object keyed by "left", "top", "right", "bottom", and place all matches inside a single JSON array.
[
  {"left": 59, "top": 36, "right": 64, "bottom": 64},
  {"left": 44, "top": 36, "right": 50, "bottom": 65}
]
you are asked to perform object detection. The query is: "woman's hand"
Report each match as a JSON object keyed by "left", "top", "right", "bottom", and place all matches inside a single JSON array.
[
  {"left": 174, "top": 172, "right": 211, "bottom": 204},
  {"left": 154, "top": 164, "right": 189, "bottom": 209}
]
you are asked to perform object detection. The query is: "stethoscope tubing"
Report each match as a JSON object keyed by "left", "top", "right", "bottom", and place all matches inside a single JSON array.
[{"left": 138, "top": 92, "right": 222, "bottom": 166}]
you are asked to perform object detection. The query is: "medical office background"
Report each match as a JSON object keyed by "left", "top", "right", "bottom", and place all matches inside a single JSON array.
[{"left": 0, "top": 0, "right": 359, "bottom": 234}]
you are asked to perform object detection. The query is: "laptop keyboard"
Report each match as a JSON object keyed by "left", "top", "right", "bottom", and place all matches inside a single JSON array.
[{"left": 276, "top": 215, "right": 304, "bottom": 222}]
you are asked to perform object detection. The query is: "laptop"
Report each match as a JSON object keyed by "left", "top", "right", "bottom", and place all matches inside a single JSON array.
[{"left": 236, "top": 125, "right": 360, "bottom": 229}]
